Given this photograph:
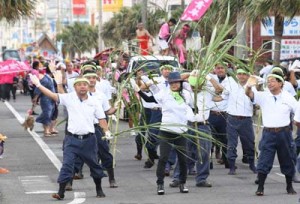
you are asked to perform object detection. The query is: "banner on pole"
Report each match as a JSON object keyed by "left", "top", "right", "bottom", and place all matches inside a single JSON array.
[
  {"left": 73, "top": 0, "right": 87, "bottom": 16},
  {"left": 180, "top": 0, "right": 213, "bottom": 21},
  {"left": 103, "top": 0, "right": 123, "bottom": 12}
]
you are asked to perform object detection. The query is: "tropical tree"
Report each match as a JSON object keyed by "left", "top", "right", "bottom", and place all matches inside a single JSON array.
[
  {"left": 0, "top": 0, "right": 36, "bottom": 23},
  {"left": 56, "top": 22, "right": 98, "bottom": 58}
]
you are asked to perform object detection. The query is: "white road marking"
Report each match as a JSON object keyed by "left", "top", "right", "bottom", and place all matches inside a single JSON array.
[
  {"left": 67, "top": 192, "right": 86, "bottom": 204},
  {"left": 19, "top": 175, "right": 57, "bottom": 194},
  {"left": 6, "top": 101, "right": 87, "bottom": 202},
  {"left": 275, "top": 173, "right": 285, "bottom": 177}
]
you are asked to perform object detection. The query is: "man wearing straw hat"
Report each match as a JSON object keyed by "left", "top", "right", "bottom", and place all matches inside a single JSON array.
[
  {"left": 29, "top": 74, "right": 111, "bottom": 200},
  {"left": 217, "top": 68, "right": 256, "bottom": 175},
  {"left": 245, "top": 72, "right": 297, "bottom": 196}
]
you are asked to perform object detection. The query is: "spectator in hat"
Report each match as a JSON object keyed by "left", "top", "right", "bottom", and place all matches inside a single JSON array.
[{"left": 132, "top": 71, "right": 197, "bottom": 195}]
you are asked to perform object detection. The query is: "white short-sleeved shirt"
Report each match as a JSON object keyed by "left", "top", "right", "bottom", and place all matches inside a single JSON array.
[
  {"left": 96, "top": 79, "right": 113, "bottom": 100},
  {"left": 154, "top": 89, "right": 194, "bottom": 133},
  {"left": 66, "top": 71, "right": 79, "bottom": 79},
  {"left": 283, "top": 81, "right": 297, "bottom": 96},
  {"left": 207, "top": 74, "right": 230, "bottom": 112},
  {"left": 66, "top": 77, "right": 76, "bottom": 93},
  {"left": 189, "top": 89, "right": 213, "bottom": 122},
  {"left": 222, "top": 78, "right": 253, "bottom": 117},
  {"left": 254, "top": 90, "right": 297, "bottom": 127},
  {"left": 293, "top": 101, "right": 300, "bottom": 123},
  {"left": 58, "top": 92, "right": 106, "bottom": 135},
  {"left": 89, "top": 90, "right": 110, "bottom": 124}
]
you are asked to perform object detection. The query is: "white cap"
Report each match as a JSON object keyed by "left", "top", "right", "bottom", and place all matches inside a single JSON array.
[{"left": 56, "top": 62, "right": 66, "bottom": 69}]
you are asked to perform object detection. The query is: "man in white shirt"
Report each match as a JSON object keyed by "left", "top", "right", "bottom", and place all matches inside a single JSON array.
[
  {"left": 65, "top": 62, "right": 79, "bottom": 79},
  {"left": 29, "top": 75, "right": 111, "bottom": 200},
  {"left": 220, "top": 69, "right": 256, "bottom": 175},
  {"left": 246, "top": 72, "right": 297, "bottom": 196},
  {"left": 207, "top": 64, "right": 230, "bottom": 168}
]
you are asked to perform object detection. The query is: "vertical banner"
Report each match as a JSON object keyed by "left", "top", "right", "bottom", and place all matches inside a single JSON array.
[
  {"left": 180, "top": 0, "right": 213, "bottom": 21},
  {"left": 103, "top": 0, "right": 123, "bottom": 12},
  {"left": 73, "top": 0, "right": 87, "bottom": 16}
]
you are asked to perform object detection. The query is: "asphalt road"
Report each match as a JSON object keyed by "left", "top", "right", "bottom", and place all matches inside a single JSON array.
[{"left": 0, "top": 93, "right": 300, "bottom": 204}]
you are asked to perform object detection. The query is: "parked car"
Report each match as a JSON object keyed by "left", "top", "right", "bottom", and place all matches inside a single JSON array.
[
  {"left": 126, "top": 55, "right": 181, "bottom": 75},
  {"left": 1, "top": 49, "right": 21, "bottom": 61},
  {"left": 118, "top": 55, "right": 181, "bottom": 120}
]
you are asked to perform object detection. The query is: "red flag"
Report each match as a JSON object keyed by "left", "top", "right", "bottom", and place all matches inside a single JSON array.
[{"left": 180, "top": 0, "right": 213, "bottom": 21}]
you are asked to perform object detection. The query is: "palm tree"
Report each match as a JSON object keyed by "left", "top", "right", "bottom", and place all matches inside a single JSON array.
[
  {"left": 0, "top": 0, "right": 36, "bottom": 23},
  {"left": 57, "top": 22, "right": 98, "bottom": 58}
]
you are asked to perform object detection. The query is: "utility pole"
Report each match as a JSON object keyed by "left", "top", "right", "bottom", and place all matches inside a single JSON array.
[
  {"left": 142, "top": 0, "right": 147, "bottom": 27},
  {"left": 181, "top": 0, "right": 185, "bottom": 9},
  {"left": 98, "top": 0, "right": 103, "bottom": 51},
  {"left": 56, "top": 0, "right": 61, "bottom": 35}
]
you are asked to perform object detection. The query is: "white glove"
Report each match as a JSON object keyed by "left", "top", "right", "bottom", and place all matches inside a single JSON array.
[
  {"left": 114, "top": 99, "right": 122, "bottom": 109},
  {"left": 290, "top": 60, "right": 300, "bottom": 71},
  {"left": 145, "top": 79, "right": 154, "bottom": 86},
  {"left": 111, "top": 114, "right": 117, "bottom": 122},
  {"left": 194, "top": 113, "right": 204, "bottom": 122},
  {"left": 104, "top": 130, "right": 113, "bottom": 140},
  {"left": 130, "top": 78, "right": 140, "bottom": 92},
  {"left": 246, "top": 75, "right": 258, "bottom": 87},
  {"left": 253, "top": 76, "right": 265, "bottom": 85},
  {"left": 190, "top": 70, "right": 199, "bottom": 76},
  {"left": 29, "top": 74, "right": 41, "bottom": 87},
  {"left": 205, "top": 74, "right": 212, "bottom": 81}
]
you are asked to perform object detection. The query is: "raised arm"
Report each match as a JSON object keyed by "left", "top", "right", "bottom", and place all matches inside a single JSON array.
[{"left": 29, "top": 74, "right": 59, "bottom": 102}]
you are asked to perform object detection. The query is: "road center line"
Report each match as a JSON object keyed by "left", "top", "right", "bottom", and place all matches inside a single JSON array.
[{"left": 67, "top": 192, "right": 86, "bottom": 204}]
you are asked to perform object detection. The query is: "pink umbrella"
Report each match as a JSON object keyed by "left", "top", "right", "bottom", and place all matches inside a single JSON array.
[{"left": 0, "top": 60, "right": 31, "bottom": 75}]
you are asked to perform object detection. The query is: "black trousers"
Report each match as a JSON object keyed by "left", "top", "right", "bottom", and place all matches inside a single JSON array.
[{"left": 156, "top": 130, "right": 187, "bottom": 185}]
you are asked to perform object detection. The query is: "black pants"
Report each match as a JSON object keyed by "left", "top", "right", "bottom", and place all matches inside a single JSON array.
[
  {"left": 156, "top": 130, "right": 187, "bottom": 185},
  {"left": 3, "top": 84, "right": 13, "bottom": 101}
]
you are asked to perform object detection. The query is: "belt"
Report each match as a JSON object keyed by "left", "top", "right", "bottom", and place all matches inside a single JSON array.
[
  {"left": 264, "top": 126, "right": 290, "bottom": 133},
  {"left": 229, "top": 114, "right": 251, "bottom": 120},
  {"left": 210, "top": 111, "right": 226, "bottom": 115},
  {"left": 67, "top": 131, "right": 93, "bottom": 140},
  {"left": 191, "top": 121, "right": 209, "bottom": 126},
  {"left": 152, "top": 107, "right": 161, "bottom": 111}
]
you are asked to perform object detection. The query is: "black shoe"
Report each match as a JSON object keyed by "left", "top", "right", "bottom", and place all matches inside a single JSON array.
[
  {"left": 165, "top": 169, "right": 170, "bottom": 176},
  {"left": 249, "top": 164, "right": 257, "bottom": 174},
  {"left": 144, "top": 160, "right": 154, "bottom": 169},
  {"left": 179, "top": 184, "right": 189, "bottom": 193},
  {"left": 52, "top": 193, "right": 65, "bottom": 200},
  {"left": 242, "top": 156, "right": 249, "bottom": 164},
  {"left": 134, "top": 154, "right": 142, "bottom": 160},
  {"left": 169, "top": 180, "right": 180, "bottom": 188},
  {"left": 157, "top": 184, "right": 165, "bottom": 195},
  {"left": 65, "top": 181, "right": 73, "bottom": 191},
  {"left": 153, "top": 154, "right": 160, "bottom": 160},
  {"left": 256, "top": 185, "right": 264, "bottom": 196},
  {"left": 228, "top": 168, "right": 236, "bottom": 175},
  {"left": 73, "top": 172, "right": 84, "bottom": 180},
  {"left": 196, "top": 181, "right": 212, "bottom": 188}
]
